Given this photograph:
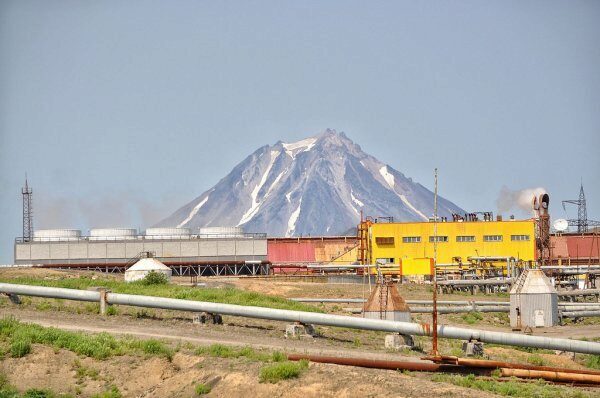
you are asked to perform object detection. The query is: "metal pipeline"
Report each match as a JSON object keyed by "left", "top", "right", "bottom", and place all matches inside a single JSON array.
[
  {"left": 288, "top": 354, "right": 600, "bottom": 385},
  {"left": 562, "top": 311, "right": 600, "bottom": 318},
  {"left": 430, "top": 356, "right": 600, "bottom": 376},
  {"left": 409, "top": 306, "right": 509, "bottom": 313},
  {"left": 500, "top": 368, "right": 600, "bottom": 384},
  {"left": 2, "top": 283, "right": 600, "bottom": 355},
  {"left": 286, "top": 354, "right": 463, "bottom": 372}
]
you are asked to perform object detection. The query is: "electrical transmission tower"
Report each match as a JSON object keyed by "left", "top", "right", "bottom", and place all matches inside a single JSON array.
[
  {"left": 562, "top": 184, "right": 600, "bottom": 233},
  {"left": 22, "top": 176, "right": 33, "bottom": 241}
]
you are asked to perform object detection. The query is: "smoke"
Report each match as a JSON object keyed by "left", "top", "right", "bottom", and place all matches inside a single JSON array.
[
  {"left": 496, "top": 186, "right": 547, "bottom": 216},
  {"left": 35, "top": 190, "right": 185, "bottom": 231}
]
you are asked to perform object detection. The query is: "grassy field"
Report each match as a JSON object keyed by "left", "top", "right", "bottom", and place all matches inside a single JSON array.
[
  {"left": 431, "top": 374, "right": 591, "bottom": 398},
  {"left": 0, "top": 275, "right": 321, "bottom": 313}
]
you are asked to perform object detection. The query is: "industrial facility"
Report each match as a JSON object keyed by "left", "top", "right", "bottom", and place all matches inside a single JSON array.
[
  {"left": 12, "top": 180, "right": 600, "bottom": 284},
  {"left": 14, "top": 226, "right": 268, "bottom": 276}
]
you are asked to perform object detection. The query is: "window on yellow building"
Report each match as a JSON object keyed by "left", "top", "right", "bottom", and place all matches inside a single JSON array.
[
  {"left": 511, "top": 235, "right": 530, "bottom": 241},
  {"left": 376, "top": 258, "right": 395, "bottom": 264},
  {"left": 429, "top": 236, "right": 449, "bottom": 243},
  {"left": 484, "top": 235, "right": 503, "bottom": 242},
  {"left": 456, "top": 235, "right": 475, "bottom": 242},
  {"left": 402, "top": 236, "right": 421, "bottom": 243},
  {"left": 375, "top": 237, "right": 395, "bottom": 245}
]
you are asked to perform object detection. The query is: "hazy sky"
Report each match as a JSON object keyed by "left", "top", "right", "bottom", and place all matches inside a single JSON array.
[{"left": 1, "top": 1, "right": 599, "bottom": 263}]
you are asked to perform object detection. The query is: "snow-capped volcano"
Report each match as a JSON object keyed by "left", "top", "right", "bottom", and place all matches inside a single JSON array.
[{"left": 157, "top": 129, "right": 465, "bottom": 236}]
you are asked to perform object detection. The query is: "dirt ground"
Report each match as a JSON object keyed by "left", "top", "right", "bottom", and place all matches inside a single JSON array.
[
  {"left": 1, "top": 269, "right": 600, "bottom": 396},
  {"left": 0, "top": 343, "right": 499, "bottom": 398}
]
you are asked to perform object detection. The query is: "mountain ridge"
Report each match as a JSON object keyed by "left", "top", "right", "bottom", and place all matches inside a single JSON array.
[{"left": 156, "top": 129, "right": 465, "bottom": 236}]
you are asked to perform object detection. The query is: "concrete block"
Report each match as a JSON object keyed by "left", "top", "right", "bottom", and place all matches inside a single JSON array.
[
  {"left": 285, "top": 323, "right": 316, "bottom": 338},
  {"left": 462, "top": 340, "right": 484, "bottom": 357},
  {"left": 193, "top": 312, "right": 223, "bottom": 325},
  {"left": 384, "top": 334, "right": 414, "bottom": 350}
]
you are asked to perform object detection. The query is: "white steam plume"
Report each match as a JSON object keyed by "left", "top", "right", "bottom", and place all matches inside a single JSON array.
[{"left": 496, "top": 186, "right": 547, "bottom": 216}]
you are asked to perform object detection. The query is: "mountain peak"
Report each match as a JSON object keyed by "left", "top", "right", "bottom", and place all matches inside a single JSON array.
[{"left": 157, "top": 130, "right": 465, "bottom": 236}]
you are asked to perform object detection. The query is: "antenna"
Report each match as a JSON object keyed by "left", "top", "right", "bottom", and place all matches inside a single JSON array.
[
  {"left": 553, "top": 219, "right": 569, "bottom": 232},
  {"left": 22, "top": 175, "right": 33, "bottom": 241}
]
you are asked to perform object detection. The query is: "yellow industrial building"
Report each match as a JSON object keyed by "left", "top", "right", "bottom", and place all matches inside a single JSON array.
[{"left": 360, "top": 218, "right": 537, "bottom": 277}]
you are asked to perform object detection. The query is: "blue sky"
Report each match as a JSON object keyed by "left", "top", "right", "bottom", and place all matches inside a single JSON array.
[{"left": 1, "top": 1, "right": 599, "bottom": 263}]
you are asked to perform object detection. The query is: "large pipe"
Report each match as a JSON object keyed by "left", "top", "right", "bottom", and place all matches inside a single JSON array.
[
  {"left": 500, "top": 368, "right": 600, "bottom": 384},
  {"left": 559, "top": 289, "right": 600, "bottom": 296},
  {"left": 2, "top": 283, "right": 600, "bottom": 354},
  {"left": 438, "top": 279, "right": 512, "bottom": 286},
  {"left": 290, "top": 298, "right": 511, "bottom": 306},
  {"left": 438, "top": 356, "right": 600, "bottom": 376},
  {"left": 286, "top": 354, "right": 462, "bottom": 372},
  {"left": 409, "top": 306, "right": 509, "bottom": 313},
  {"left": 562, "top": 311, "right": 600, "bottom": 318}
]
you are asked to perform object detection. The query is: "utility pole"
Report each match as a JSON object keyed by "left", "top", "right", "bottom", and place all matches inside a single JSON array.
[{"left": 431, "top": 168, "right": 439, "bottom": 357}]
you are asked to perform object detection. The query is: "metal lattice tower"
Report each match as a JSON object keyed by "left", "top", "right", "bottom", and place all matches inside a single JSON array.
[
  {"left": 22, "top": 177, "right": 33, "bottom": 241},
  {"left": 563, "top": 184, "right": 589, "bottom": 233}
]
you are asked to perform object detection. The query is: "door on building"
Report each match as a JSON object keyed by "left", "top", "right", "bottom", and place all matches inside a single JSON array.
[{"left": 534, "top": 310, "right": 545, "bottom": 327}]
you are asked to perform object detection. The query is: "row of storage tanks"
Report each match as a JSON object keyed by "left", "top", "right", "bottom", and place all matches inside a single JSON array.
[{"left": 31, "top": 227, "right": 246, "bottom": 241}]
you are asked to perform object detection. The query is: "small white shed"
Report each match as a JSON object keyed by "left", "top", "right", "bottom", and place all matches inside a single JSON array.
[
  {"left": 510, "top": 269, "right": 558, "bottom": 329},
  {"left": 124, "top": 257, "right": 172, "bottom": 283}
]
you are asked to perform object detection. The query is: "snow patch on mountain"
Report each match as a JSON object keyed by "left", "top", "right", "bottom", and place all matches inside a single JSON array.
[
  {"left": 350, "top": 190, "right": 364, "bottom": 207},
  {"left": 379, "top": 166, "right": 395, "bottom": 189},
  {"left": 177, "top": 195, "right": 210, "bottom": 228},
  {"left": 398, "top": 194, "right": 428, "bottom": 221},
  {"left": 286, "top": 198, "right": 302, "bottom": 236},
  {"left": 238, "top": 150, "right": 280, "bottom": 225},
  {"left": 282, "top": 137, "right": 317, "bottom": 159}
]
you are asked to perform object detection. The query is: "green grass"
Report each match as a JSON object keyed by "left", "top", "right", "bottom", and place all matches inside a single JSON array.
[
  {"left": 527, "top": 354, "right": 546, "bottom": 366},
  {"left": 259, "top": 360, "right": 309, "bottom": 383},
  {"left": 10, "top": 339, "right": 31, "bottom": 358},
  {"left": 194, "top": 383, "right": 211, "bottom": 395},
  {"left": 432, "top": 374, "right": 590, "bottom": 398},
  {"left": 194, "top": 343, "right": 284, "bottom": 363},
  {"left": 585, "top": 355, "right": 600, "bottom": 369},
  {"left": 0, "top": 317, "right": 173, "bottom": 360},
  {"left": 91, "top": 386, "right": 121, "bottom": 398},
  {"left": 0, "top": 372, "right": 75, "bottom": 398},
  {"left": 0, "top": 276, "right": 321, "bottom": 313},
  {"left": 460, "top": 312, "right": 483, "bottom": 325}
]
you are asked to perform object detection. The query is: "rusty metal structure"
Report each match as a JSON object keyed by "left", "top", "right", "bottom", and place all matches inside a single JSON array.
[
  {"left": 288, "top": 353, "right": 600, "bottom": 385},
  {"left": 533, "top": 193, "right": 551, "bottom": 266}
]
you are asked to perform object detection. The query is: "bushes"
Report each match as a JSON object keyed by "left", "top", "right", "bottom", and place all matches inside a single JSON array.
[
  {"left": 194, "top": 383, "right": 211, "bottom": 395},
  {"left": 259, "top": 360, "right": 309, "bottom": 383},
  {"left": 140, "top": 271, "right": 169, "bottom": 286}
]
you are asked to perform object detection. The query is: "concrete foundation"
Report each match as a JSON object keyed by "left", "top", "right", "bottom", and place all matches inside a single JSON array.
[
  {"left": 285, "top": 323, "right": 316, "bottom": 338},
  {"left": 462, "top": 340, "right": 484, "bottom": 357},
  {"left": 193, "top": 312, "right": 223, "bottom": 325},
  {"left": 384, "top": 334, "right": 414, "bottom": 350}
]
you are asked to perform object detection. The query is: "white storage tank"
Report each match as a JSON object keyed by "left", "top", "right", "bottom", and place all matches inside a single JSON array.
[
  {"left": 33, "top": 229, "right": 81, "bottom": 241},
  {"left": 124, "top": 257, "right": 172, "bottom": 283},
  {"left": 89, "top": 228, "right": 137, "bottom": 241},
  {"left": 510, "top": 269, "right": 558, "bottom": 329},
  {"left": 198, "top": 226, "right": 244, "bottom": 238},
  {"left": 144, "top": 227, "right": 191, "bottom": 239}
]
